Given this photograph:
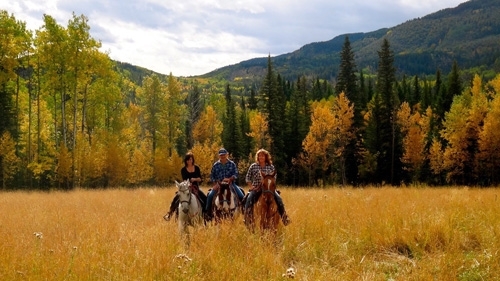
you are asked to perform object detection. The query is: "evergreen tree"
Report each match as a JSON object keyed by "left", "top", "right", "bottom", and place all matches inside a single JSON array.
[
  {"left": 412, "top": 75, "right": 421, "bottom": 108},
  {"left": 432, "top": 69, "right": 443, "bottom": 112},
  {"left": 312, "top": 78, "right": 323, "bottom": 101},
  {"left": 336, "top": 36, "right": 362, "bottom": 185},
  {"left": 447, "top": 61, "right": 462, "bottom": 108},
  {"left": 239, "top": 96, "right": 253, "bottom": 159},
  {"left": 248, "top": 86, "right": 258, "bottom": 110},
  {"left": 368, "top": 38, "right": 402, "bottom": 184},
  {"left": 285, "top": 76, "right": 311, "bottom": 185},
  {"left": 260, "top": 56, "right": 286, "bottom": 177},
  {"left": 221, "top": 84, "right": 242, "bottom": 160},
  {"left": 336, "top": 36, "right": 358, "bottom": 103}
]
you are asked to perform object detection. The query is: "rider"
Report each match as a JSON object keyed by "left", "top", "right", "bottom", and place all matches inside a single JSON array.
[
  {"left": 205, "top": 148, "right": 244, "bottom": 220},
  {"left": 164, "top": 152, "right": 206, "bottom": 221},
  {"left": 244, "top": 148, "right": 290, "bottom": 226}
]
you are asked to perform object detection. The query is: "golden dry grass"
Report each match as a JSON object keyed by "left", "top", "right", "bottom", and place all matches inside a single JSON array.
[{"left": 1, "top": 186, "right": 499, "bottom": 280}]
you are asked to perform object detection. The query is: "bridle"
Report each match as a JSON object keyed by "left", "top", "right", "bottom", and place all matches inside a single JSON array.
[
  {"left": 178, "top": 183, "right": 201, "bottom": 218},
  {"left": 260, "top": 175, "right": 276, "bottom": 195},
  {"left": 179, "top": 185, "right": 192, "bottom": 206}
]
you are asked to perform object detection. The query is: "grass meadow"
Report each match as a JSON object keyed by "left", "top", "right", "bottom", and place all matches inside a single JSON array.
[{"left": 1, "top": 185, "right": 499, "bottom": 280}]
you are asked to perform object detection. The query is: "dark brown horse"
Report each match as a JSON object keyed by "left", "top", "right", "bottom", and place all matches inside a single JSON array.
[
  {"left": 210, "top": 181, "right": 240, "bottom": 223},
  {"left": 247, "top": 170, "right": 280, "bottom": 233}
]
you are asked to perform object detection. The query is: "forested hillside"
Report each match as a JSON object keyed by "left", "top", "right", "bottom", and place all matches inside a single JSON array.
[
  {"left": 202, "top": 0, "right": 500, "bottom": 84},
  {"left": 2, "top": 2, "right": 500, "bottom": 191}
]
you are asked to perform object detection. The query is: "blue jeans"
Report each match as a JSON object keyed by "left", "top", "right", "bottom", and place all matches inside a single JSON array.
[
  {"left": 231, "top": 183, "right": 244, "bottom": 201},
  {"left": 245, "top": 190, "right": 285, "bottom": 216}
]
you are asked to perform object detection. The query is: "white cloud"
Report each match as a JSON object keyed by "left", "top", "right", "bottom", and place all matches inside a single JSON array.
[{"left": 1, "top": 0, "right": 466, "bottom": 76}]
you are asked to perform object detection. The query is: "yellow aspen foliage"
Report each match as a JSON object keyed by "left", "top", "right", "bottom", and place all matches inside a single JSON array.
[
  {"left": 441, "top": 74, "right": 487, "bottom": 182},
  {"left": 127, "top": 139, "right": 153, "bottom": 185},
  {"left": 489, "top": 74, "right": 500, "bottom": 95},
  {"left": 301, "top": 99, "right": 336, "bottom": 172},
  {"left": 397, "top": 102, "right": 431, "bottom": 176},
  {"left": 477, "top": 81, "right": 500, "bottom": 173},
  {"left": 104, "top": 135, "right": 128, "bottom": 186},
  {"left": 247, "top": 110, "right": 270, "bottom": 151},
  {"left": 332, "top": 93, "right": 355, "bottom": 154},
  {"left": 88, "top": 135, "right": 108, "bottom": 181},
  {"left": 56, "top": 144, "right": 72, "bottom": 184},
  {"left": 190, "top": 142, "right": 222, "bottom": 183},
  {"left": 332, "top": 93, "right": 355, "bottom": 184},
  {"left": 154, "top": 147, "right": 182, "bottom": 185},
  {"left": 0, "top": 132, "right": 20, "bottom": 188},
  {"left": 19, "top": 96, "right": 56, "bottom": 181},
  {"left": 469, "top": 74, "right": 489, "bottom": 134},
  {"left": 192, "top": 105, "right": 222, "bottom": 145},
  {"left": 429, "top": 138, "right": 444, "bottom": 175}
]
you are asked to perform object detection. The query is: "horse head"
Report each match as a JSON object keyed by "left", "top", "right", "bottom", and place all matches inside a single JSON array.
[
  {"left": 251, "top": 169, "right": 280, "bottom": 233},
  {"left": 260, "top": 170, "right": 277, "bottom": 203},
  {"left": 217, "top": 181, "right": 232, "bottom": 212},
  {"left": 176, "top": 180, "right": 192, "bottom": 214}
]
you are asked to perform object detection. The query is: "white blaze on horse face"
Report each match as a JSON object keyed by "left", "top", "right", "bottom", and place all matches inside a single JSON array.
[{"left": 265, "top": 178, "right": 272, "bottom": 189}]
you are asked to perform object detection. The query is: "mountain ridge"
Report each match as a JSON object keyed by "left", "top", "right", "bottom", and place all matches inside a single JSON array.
[{"left": 194, "top": 0, "right": 500, "bottom": 84}]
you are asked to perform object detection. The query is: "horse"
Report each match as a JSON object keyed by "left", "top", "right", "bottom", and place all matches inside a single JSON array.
[
  {"left": 210, "top": 181, "right": 241, "bottom": 223},
  {"left": 245, "top": 170, "right": 280, "bottom": 233},
  {"left": 176, "top": 180, "right": 203, "bottom": 240}
]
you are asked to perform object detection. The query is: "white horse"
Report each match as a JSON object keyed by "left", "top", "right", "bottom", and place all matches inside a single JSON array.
[{"left": 176, "top": 180, "right": 203, "bottom": 238}]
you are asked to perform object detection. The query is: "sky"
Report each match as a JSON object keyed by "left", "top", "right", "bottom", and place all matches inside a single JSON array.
[{"left": 2, "top": 0, "right": 467, "bottom": 77}]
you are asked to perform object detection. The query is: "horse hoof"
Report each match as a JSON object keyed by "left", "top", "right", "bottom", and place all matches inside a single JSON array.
[
  {"left": 283, "top": 216, "right": 291, "bottom": 226},
  {"left": 163, "top": 213, "right": 171, "bottom": 221}
]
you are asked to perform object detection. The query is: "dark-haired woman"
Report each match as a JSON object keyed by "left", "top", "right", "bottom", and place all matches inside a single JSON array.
[{"left": 164, "top": 152, "right": 206, "bottom": 221}]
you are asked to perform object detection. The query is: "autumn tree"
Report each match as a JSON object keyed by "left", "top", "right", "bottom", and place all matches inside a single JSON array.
[
  {"left": 247, "top": 110, "right": 270, "bottom": 152},
  {"left": 191, "top": 105, "right": 223, "bottom": 179},
  {"left": 440, "top": 74, "right": 487, "bottom": 184},
  {"left": 0, "top": 132, "right": 20, "bottom": 188},
  {"left": 397, "top": 102, "right": 432, "bottom": 182},
  {"left": 331, "top": 93, "right": 355, "bottom": 185},
  {"left": 299, "top": 99, "right": 335, "bottom": 185},
  {"left": 137, "top": 75, "right": 164, "bottom": 158},
  {"left": 476, "top": 74, "right": 500, "bottom": 184},
  {"left": 0, "top": 11, "right": 22, "bottom": 140},
  {"left": 164, "top": 73, "right": 186, "bottom": 157},
  {"left": 185, "top": 83, "right": 203, "bottom": 149}
]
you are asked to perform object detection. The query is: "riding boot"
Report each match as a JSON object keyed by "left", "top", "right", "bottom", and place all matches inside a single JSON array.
[
  {"left": 275, "top": 193, "right": 291, "bottom": 226},
  {"left": 204, "top": 189, "right": 215, "bottom": 221},
  {"left": 164, "top": 193, "right": 179, "bottom": 221}
]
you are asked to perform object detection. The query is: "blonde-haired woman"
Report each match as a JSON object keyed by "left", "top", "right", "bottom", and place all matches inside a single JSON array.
[{"left": 244, "top": 148, "right": 290, "bottom": 226}]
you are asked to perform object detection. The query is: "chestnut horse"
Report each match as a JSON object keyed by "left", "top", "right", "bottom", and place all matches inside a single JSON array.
[{"left": 247, "top": 170, "right": 280, "bottom": 233}]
